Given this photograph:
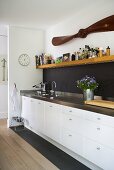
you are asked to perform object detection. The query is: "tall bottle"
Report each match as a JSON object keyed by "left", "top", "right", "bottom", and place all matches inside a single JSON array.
[{"left": 106, "top": 46, "right": 110, "bottom": 56}]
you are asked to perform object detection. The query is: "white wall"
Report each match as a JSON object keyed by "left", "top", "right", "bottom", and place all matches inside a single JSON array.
[
  {"left": 9, "top": 26, "right": 44, "bottom": 125},
  {"left": 0, "top": 25, "right": 8, "bottom": 119},
  {"left": 0, "top": 84, "right": 8, "bottom": 118},
  {"left": 0, "top": 25, "right": 8, "bottom": 82},
  {"left": 45, "top": 0, "right": 114, "bottom": 57},
  {"left": 9, "top": 26, "right": 44, "bottom": 90}
]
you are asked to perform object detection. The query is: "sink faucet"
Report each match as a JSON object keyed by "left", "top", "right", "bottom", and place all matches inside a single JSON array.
[
  {"left": 52, "top": 81, "right": 56, "bottom": 89},
  {"left": 33, "top": 82, "right": 47, "bottom": 92},
  {"left": 50, "top": 81, "right": 56, "bottom": 95}
]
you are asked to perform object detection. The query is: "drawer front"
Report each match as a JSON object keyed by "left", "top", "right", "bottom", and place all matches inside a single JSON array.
[
  {"left": 99, "top": 114, "right": 114, "bottom": 128},
  {"left": 61, "top": 128, "right": 83, "bottom": 156},
  {"left": 83, "top": 119, "right": 114, "bottom": 149},
  {"left": 83, "top": 119, "right": 101, "bottom": 140},
  {"left": 36, "top": 98, "right": 44, "bottom": 105},
  {"left": 84, "top": 110, "right": 114, "bottom": 128},
  {"left": 62, "top": 106, "right": 84, "bottom": 119},
  {"left": 83, "top": 138, "right": 114, "bottom": 170},
  {"left": 45, "top": 101, "right": 61, "bottom": 110},
  {"left": 61, "top": 112, "right": 84, "bottom": 135},
  {"left": 99, "top": 125, "right": 114, "bottom": 149}
]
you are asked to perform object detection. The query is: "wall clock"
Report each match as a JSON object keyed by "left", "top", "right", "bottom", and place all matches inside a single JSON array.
[{"left": 18, "top": 54, "right": 30, "bottom": 66}]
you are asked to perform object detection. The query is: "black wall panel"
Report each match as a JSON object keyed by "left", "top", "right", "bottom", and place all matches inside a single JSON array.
[{"left": 43, "top": 62, "right": 114, "bottom": 98}]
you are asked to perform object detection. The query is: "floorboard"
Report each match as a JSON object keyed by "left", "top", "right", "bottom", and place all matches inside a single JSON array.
[{"left": 0, "top": 119, "right": 59, "bottom": 170}]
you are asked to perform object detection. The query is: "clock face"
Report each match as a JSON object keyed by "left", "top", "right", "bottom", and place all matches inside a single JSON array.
[{"left": 18, "top": 54, "right": 30, "bottom": 66}]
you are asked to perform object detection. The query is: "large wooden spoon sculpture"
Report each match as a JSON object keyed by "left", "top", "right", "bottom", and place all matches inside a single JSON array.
[{"left": 52, "top": 15, "right": 114, "bottom": 46}]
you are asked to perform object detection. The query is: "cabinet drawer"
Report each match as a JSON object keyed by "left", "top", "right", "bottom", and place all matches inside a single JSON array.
[
  {"left": 99, "top": 125, "right": 114, "bottom": 149},
  {"left": 61, "top": 128, "right": 83, "bottom": 156},
  {"left": 62, "top": 106, "right": 84, "bottom": 119},
  {"left": 61, "top": 112, "right": 84, "bottom": 135},
  {"left": 83, "top": 119, "right": 101, "bottom": 140},
  {"left": 82, "top": 118, "right": 114, "bottom": 149},
  {"left": 45, "top": 101, "right": 61, "bottom": 109},
  {"left": 83, "top": 138, "right": 114, "bottom": 170},
  {"left": 84, "top": 111, "right": 114, "bottom": 128}
]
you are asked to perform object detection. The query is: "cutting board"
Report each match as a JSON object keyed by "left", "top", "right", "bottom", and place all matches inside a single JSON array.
[{"left": 85, "top": 100, "right": 114, "bottom": 109}]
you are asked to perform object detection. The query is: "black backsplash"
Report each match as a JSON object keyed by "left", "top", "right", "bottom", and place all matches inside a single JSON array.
[{"left": 43, "top": 62, "right": 114, "bottom": 98}]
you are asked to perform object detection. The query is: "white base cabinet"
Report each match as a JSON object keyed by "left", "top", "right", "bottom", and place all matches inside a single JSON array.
[
  {"left": 30, "top": 98, "right": 44, "bottom": 134},
  {"left": 44, "top": 102, "right": 62, "bottom": 143},
  {"left": 83, "top": 138, "right": 114, "bottom": 170},
  {"left": 61, "top": 128, "right": 84, "bottom": 156},
  {"left": 22, "top": 96, "right": 44, "bottom": 133},
  {"left": 21, "top": 96, "right": 32, "bottom": 126},
  {"left": 21, "top": 96, "right": 114, "bottom": 170}
]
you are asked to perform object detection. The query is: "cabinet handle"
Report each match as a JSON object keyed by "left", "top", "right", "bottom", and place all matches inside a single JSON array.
[
  {"left": 68, "top": 134, "right": 72, "bottom": 137},
  {"left": 49, "top": 105, "right": 53, "bottom": 107},
  {"left": 38, "top": 102, "right": 41, "bottom": 104},
  {"left": 97, "top": 127, "right": 100, "bottom": 130},
  {"left": 69, "top": 118, "right": 72, "bottom": 121},
  {"left": 97, "top": 117, "right": 101, "bottom": 120},
  {"left": 96, "top": 147, "right": 100, "bottom": 150},
  {"left": 69, "top": 110, "right": 72, "bottom": 112}
]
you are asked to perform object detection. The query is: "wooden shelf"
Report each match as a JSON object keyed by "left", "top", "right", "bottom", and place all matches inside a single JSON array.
[{"left": 36, "top": 55, "right": 114, "bottom": 69}]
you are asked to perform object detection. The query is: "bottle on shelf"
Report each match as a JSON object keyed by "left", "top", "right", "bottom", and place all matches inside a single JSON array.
[
  {"left": 35, "top": 55, "right": 40, "bottom": 66},
  {"left": 75, "top": 52, "right": 79, "bottom": 60},
  {"left": 99, "top": 47, "right": 103, "bottom": 57},
  {"left": 71, "top": 53, "right": 76, "bottom": 61},
  {"left": 106, "top": 46, "right": 110, "bottom": 56}
]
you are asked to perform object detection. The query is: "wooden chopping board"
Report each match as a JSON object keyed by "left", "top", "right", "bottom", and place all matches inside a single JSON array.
[{"left": 85, "top": 100, "right": 114, "bottom": 109}]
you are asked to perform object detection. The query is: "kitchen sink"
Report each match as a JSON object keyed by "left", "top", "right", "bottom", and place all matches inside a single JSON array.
[{"left": 34, "top": 91, "right": 59, "bottom": 99}]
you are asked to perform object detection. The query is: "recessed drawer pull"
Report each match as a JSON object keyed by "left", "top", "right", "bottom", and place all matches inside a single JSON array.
[
  {"left": 38, "top": 102, "right": 41, "bottom": 104},
  {"left": 97, "top": 117, "right": 101, "bottom": 120},
  {"left": 49, "top": 105, "right": 53, "bottom": 107},
  {"left": 69, "top": 110, "right": 72, "bottom": 112},
  {"left": 68, "top": 134, "right": 72, "bottom": 137},
  {"left": 69, "top": 118, "right": 72, "bottom": 121},
  {"left": 96, "top": 147, "right": 100, "bottom": 150},
  {"left": 97, "top": 127, "right": 100, "bottom": 130}
]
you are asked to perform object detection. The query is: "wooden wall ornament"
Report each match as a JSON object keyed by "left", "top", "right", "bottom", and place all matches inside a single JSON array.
[{"left": 52, "top": 15, "right": 114, "bottom": 46}]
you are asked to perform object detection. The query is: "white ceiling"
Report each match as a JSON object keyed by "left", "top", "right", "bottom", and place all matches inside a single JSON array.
[{"left": 0, "top": 0, "right": 105, "bottom": 29}]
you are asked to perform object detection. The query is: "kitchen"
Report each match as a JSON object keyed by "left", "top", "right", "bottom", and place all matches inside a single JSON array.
[{"left": 0, "top": 0, "right": 114, "bottom": 170}]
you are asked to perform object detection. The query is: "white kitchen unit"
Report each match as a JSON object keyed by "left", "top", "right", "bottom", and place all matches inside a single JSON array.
[
  {"left": 22, "top": 96, "right": 37, "bottom": 128},
  {"left": 22, "top": 96, "right": 31, "bottom": 125},
  {"left": 83, "top": 137, "right": 114, "bottom": 170},
  {"left": 60, "top": 106, "right": 85, "bottom": 156},
  {"left": 22, "top": 96, "right": 44, "bottom": 133},
  {"left": 29, "top": 98, "right": 45, "bottom": 134},
  {"left": 34, "top": 99, "right": 44, "bottom": 134},
  {"left": 21, "top": 96, "right": 114, "bottom": 170},
  {"left": 44, "top": 102, "right": 62, "bottom": 143}
]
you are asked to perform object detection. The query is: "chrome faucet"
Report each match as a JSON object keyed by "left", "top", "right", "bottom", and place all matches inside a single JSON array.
[
  {"left": 33, "top": 82, "right": 47, "bottom": 92},
  {"left": 52, "top": 81, "right": 56, "bottom": 90},
  {"left": 41, "top": 82, "right": 47, "bottom": 92},
  {"left": 50, "top": 81, "right": 56, "bottom": 96}
]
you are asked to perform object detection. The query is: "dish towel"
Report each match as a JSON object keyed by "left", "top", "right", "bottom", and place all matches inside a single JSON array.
[{"left": 10, "top": 83, "right": 21, "bottom": 118}]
